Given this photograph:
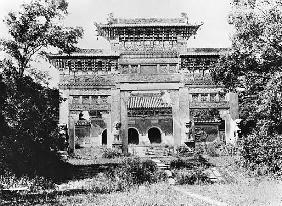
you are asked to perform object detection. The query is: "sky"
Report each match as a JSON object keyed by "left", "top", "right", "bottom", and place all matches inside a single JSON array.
[{"left": 0, "top": 0, "right": 234, "bottom": 87}]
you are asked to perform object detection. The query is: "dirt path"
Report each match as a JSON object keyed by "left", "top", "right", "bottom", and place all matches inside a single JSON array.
[{"left": 173, "top": 186, "right": 229, "bottom": 206}]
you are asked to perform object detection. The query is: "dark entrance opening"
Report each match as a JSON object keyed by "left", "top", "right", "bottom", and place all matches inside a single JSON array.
[
  {"left": 128, "top": 128, "right": 139, "bottom": 145},
  {"left": 148, "top": 127, "right": 161, "bottom": 144},
  {"left": 102, "top": 129, "right": 107, "bottom": 145}
]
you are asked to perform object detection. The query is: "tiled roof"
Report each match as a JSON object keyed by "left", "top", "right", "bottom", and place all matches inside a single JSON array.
[
  {"left": 116, "top": 18, "right": 187, "bottom": 24},
  {"left": 100, "top": 23, "right": 199, "bottom": 27},
  {"left": 128, "top": 96, "right": 171, "bottom": 109},
  {"left": 97, "top": 17, "right": 201, "bottom": 28},
  {"left": 181, "top": 48, "right": 229, "bottom": 56},
  {"left": 48, "top": 49, "right": 119, "bottom": 58}
]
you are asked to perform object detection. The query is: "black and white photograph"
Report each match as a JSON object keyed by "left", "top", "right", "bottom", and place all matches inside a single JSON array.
[{"left": 0, "top": 0, "right": 281, "bottom": 205}]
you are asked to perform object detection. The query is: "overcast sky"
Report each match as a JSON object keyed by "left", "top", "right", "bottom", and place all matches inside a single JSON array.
[{"left": 0, "top": 0, "right": 234, "bottom": 86}]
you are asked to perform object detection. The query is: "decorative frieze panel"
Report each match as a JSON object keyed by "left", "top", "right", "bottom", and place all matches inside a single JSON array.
[
  {"left": 183, "top": 73, "right": 214, "bottom": 85},
  {"left": 128, "top": 108, "right": 172, "bottom": 117},
  {"left": 50, "top": 58, "right": 118, "bottom": 73},
  {"left": 69, "top": 89, "right": 111, "bottom": 96},
  {"left": 119, "top": 64, "right": 178, "bottom": 74},
  {"left": 188, "top": 88, "right": 223, "bottom": 93},
  {"left": 69, "top": 104, "right": 110, "bottom": 111},
  {"left": 118, "top": 42, "right": 181, "bottom": 52},
  {"left": 180, "top": 57, "right": 218, "bottom": 71},
  {"left": 117, "top": 74, "right": 180, "bottom": 83},
  {"left": 59, "top": 75, "right": 114, "bottom": 87},
  {"left": 189, "top": 101, "right": 229, "bottom": 109},
  {"left": 189, "top": 92, "right": 226, "bottom": 102},
  {"left": 118, "top": 58, "right": 179, "bottom": 64}
]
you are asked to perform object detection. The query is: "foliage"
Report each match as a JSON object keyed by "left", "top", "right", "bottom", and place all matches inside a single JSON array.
[
  {"left": 0, "top": 0, "right": 83, "bottom": 77},
  {"left": 170, "top": 157, "right": 210, "bottom": 170},
  {"left": 174, "top": 168, "right": 211, "bottom": 185},
  {"left": 0, "top": 62, "right": 62, "bottom": 176},
  {"left": 176, "top": 146, "right": 193, "bottom": 157},
  {"left": 0, "top": 0, "right": 82, "bottom": 177},
  {"left": 205, "top": 142, "right": 220, "bottom": 157},
  {"left": 0, "top": 171, "right": 55, "bottom": 191},
  {"left": 101, "top": 148, "right": 123, "bottom": 159},
  {"left": 240, "top": 131, "right": 282, "bottom": 176},
  {"left": 212, "top": 0, "right": 282, "bottom": 175},
  {"left": 213, "top": 0, "right": 282, "bottom": 134},
  {"left": 106, "top": 157, "right": 165, "bottom": 189}
]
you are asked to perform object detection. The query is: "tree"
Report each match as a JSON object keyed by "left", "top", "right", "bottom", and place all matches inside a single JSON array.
[
  {"left": 0, "top": 0, "right": 83, "bottom": 77},
  {"left": 213, "top": 0, "right": 282, "bottom": 175},
  {"left": 0, "top": 0, "right": 82, "bottom": 176},
  {"left": 213, "top": 0, "right": 282, "bottom": 135}
]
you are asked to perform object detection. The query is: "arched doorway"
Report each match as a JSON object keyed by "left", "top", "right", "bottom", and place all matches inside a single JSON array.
[
  {"left": 148, "top": 127, "right": 161, "bottom": 144},
  {"left": 128, "top": 128, "right": 139, "bottom": 145},
  {"left": 102, "top": 129, "right": 107, "bottom": 145}
]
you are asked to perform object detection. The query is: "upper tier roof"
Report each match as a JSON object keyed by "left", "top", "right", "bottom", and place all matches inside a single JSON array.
[
  {"left": 96, "top": 13, "right": 201, "bottom": 28},
  {"left": 181, "top": 48, "right": 229, "bottom": 56},
  {"left": 48, "top": 48, "right": 229, "bottom": 58},
  {"left": 98, "top": 17, "right": 199, "bottom": 27},
  {"left": 47, "top": 49, "right": 119, "bottom": 59}
]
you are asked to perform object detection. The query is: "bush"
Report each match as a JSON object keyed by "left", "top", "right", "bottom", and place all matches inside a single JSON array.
[
  {"left": 174, "top": 168, "right": 211, "bottom": 185},
  {"left": 0, "top": 172, "right": 55, "bottom": 191},
  {"left": 240, "top": 131, "right": 282, "bottom": 176},
  {"left": 102, "top": 148, "right": 123, "bottom": 159},
  {"left": 0, "top": 70, "right": 61, "bottom": 177},
  {"left": 176, "top": 146, "right": 193, "bottom": 157},
  {"left": 106, "top": 157, "right": 165, "bottom": 190},
  {"left": 170, "top": 157, "right": 210, "bottom": 170}
]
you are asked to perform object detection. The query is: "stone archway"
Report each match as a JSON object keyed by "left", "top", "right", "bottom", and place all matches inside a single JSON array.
[
  {"left": 128, "top": 128, "right": 139, "bottom": 145},
  {"left": 148, "top": 127, "right": 161, "bottom": 144},
  {"left": 102, "top": 129, "right": 107, "bottom": 145}
]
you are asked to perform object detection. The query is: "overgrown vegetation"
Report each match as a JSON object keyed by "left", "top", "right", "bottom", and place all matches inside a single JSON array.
[
  {"left": 0, "top": 172, "right": 55, "bottom": 191},
  {"left": 107, "top": 157, "right": 166, "bottom": 187},
  {"left": 174, "top": 168, "right": 211, "bottom": 185},
  {"left": 102, "top": 148, "right": 123, "bottom": 159},
  {"left": 213, "top": 0, "right": 282, "bottom": 175},
  {"left": 0, "top": 0, "right": 83, "bottom": 177}
]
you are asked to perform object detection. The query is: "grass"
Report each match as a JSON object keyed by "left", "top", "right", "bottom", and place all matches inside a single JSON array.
[
  {"left": 43, "top": 183, "right": 210, "bottom": 206},
  {"left": 181, "top": 178, "right": 282, "bottom": 205},
  {"left": 2, "top": 155, "right": 282, "bottom": 206}
]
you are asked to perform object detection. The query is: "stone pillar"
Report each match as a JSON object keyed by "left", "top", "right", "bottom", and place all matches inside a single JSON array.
[
  {"left": 228, "top": 92, "right": 239, "bottom": 119},
  {"left": 68, "top": 116, "right": 76, "bottom": 153},
  {"left": 179, "top": 86, "right": 190, "bottom": 144},
  {"left": 110, "top": 88, "right": 121, "bottom": 147},
  {"left": 120, "top": 91, "right": 130, "bottom": 154},
  {"left": 59, "top": 89, "right": 69, "bottom": 125},
  {"left": 170, "top": 90, "right": 181, "bottom": 146}
]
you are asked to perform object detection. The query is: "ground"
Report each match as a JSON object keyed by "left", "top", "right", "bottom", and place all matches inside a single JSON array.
[
  {"left": 1, "top": 155, "right": 282, "bottom": 206},
  {"left": 28, "top": 179, "right": 282, "bottom": 206},
  {"left": 51, "top": 156, "right": 282, "bottom": 206}
]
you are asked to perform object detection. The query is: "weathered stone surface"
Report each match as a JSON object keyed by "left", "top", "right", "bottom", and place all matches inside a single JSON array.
[{"left": 50, "top": 15, "right": 238, "bottom": 153}]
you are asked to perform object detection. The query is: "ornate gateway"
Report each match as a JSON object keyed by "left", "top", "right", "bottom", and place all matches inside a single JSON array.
[{"left": 48, "top": 13, "right": 239, "bottom": 153}]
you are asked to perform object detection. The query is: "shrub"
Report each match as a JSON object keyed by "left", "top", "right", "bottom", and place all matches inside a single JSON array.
[
  {"left": 174, "top": 168, "right": 211, "bottom": 185},
  {"left": 240, "top": 131, "right": 282, "bottom": 176},
  {"left": 170, "top": 157, "right": 210, "bottom": 170},
  {"left": 105, "top": 157, "right": 164, "bottom": 191},
  {"left": 0, "top": 70, "right": 62, "bottom": 177},
  {"left": 102, "top": 148, "right": 123, "bottom": 159},
  {"left": 0, "top": 172, "right": 55, "bottom": 191},
  {"left": 118, "top": 157, "right": 158, "bottom": 184},
  {"left": 176, "top": 146, "right": 193, "bottom": 157}
]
